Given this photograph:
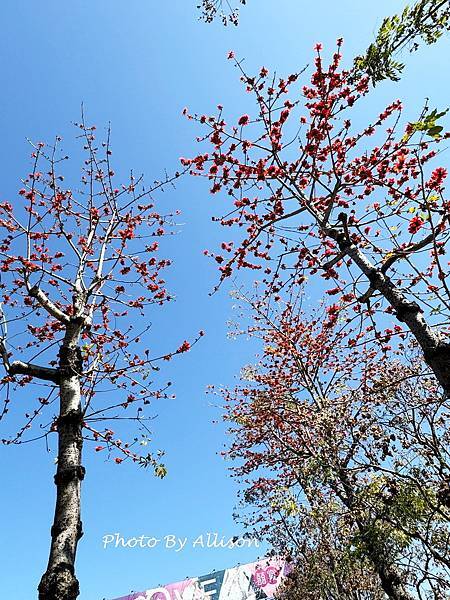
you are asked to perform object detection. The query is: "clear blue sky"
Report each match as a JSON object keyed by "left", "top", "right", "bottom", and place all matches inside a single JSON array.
[{"left": 0, "top": 1, "right": 448, "bottom": 599}]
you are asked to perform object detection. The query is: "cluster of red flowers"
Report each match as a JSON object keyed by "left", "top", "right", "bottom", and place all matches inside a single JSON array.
[
  {"left": 408, "top": 215, "right": 425, "bottom": 234},
  {"left": 428, "top": 166, "right": 448, "bottom": 190},
  {"left": 182, "top": 42, "right": 450, "bottom": 337}
]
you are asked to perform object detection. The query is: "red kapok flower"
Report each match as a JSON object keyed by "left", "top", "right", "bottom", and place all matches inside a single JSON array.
[
  {"left": 428, "top": 167, "right": 448, "bottom": 190},
  {"left": 177, "top": 341, "right": 191, "bottom": 353},
  {"left": 408, "top": 215, "right": 425, "bottom": 234},
  {"left": 238, "top": 115, "right": 250, "bottom": 126}
]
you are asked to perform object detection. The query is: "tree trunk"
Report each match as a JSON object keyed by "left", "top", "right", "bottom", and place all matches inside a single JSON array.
[
  {"left": 326, "top": 227, "right": 450, "bottom": 394},
  {"left": 337, "top": 473, "right": 414, "bottom": 600},
  {"left": 38, "top": 326, "right": 84, "bottom": 600},
  {"left": 364, "top": 543, "right": 414, "bottom": 600}
]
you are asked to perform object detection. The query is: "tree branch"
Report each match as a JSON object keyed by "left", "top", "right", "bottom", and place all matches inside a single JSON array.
[
  {"left": 326, "top": 225, "right": 450, "bottom": 393},
  {"left": 8, "top": 360, "right": 60, "bottom": 383},
  {"left": 28, "top": 285, "right": 70, "bottom": 324}
]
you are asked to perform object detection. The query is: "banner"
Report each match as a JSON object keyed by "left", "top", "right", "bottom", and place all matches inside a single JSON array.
[{"left": 112, "top": 556, "right": 291, "bottom": 600}]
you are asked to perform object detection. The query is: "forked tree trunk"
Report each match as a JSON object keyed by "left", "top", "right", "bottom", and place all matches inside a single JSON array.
[{"left": 38, "top": 326, "right": 84, "bottom": 600}]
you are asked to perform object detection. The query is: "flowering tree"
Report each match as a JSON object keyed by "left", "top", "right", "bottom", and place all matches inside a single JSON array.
[
  {"left": 183, "top": 42, "right": 450, "bottom": 597},
  {"left": 0, "top": 124, "right": 200, "bottom": 600},
  {"left": 184, "top": 40, "right": 450, "bottom": 395},
  {"left": 220, "top": 294, "right": 450, "bottom": 599}
]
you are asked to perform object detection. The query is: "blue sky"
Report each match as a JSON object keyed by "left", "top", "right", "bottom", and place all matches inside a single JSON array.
[{"left": 0, "top": 1, "right": 449, "bottom": 599}]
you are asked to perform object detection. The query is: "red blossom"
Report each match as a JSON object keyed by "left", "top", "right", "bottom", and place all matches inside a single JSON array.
[
  {"left": 177, "top": 340, "right": 191, "bottom": 353},
  {"left": 408, "top": 215, "right": 425, "bottom": 234},
  {"left": 428, "top": 167, "right": 448, "bottom": 190}
]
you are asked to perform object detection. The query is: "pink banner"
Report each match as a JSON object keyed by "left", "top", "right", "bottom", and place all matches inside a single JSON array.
[{"left": 113, "top": 556, "right": 291, "bottom": 600}]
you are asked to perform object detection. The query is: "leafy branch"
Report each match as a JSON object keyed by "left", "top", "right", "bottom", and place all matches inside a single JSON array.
[{"left": 354, "top": 0, "right": 450, "bottom": 83}]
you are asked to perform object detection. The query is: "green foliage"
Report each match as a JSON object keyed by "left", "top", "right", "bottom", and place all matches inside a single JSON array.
[
  {"left": 407, "top": 107, "right": 449, "bottom": 138},
  {"left": 354, "top": 0, "right": 450, "bottom": 83},
  {"left": 352, "top": 476, "right": 439, "bottom": 557},
  {"left": 271, "top": 488, "right": 302, "bottom": 516},
  {"left": 137, "top": 446, "right": 167, "bottom": 478}
]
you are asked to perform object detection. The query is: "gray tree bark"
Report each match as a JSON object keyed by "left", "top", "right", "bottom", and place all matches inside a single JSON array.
[
  {"left": 326, "top": 225, "right": 450, "bottom": 394},
  {"left": 38, "top": 323, "right": 84, "bottom": 600}
]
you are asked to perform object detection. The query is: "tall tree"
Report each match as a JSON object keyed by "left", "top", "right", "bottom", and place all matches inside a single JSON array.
[
  {"left": 221, "top": 294, "right": 450, "bottom": 598},
  {"left": 0, "top": 124, "right": 199, "bottom": 600}
]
